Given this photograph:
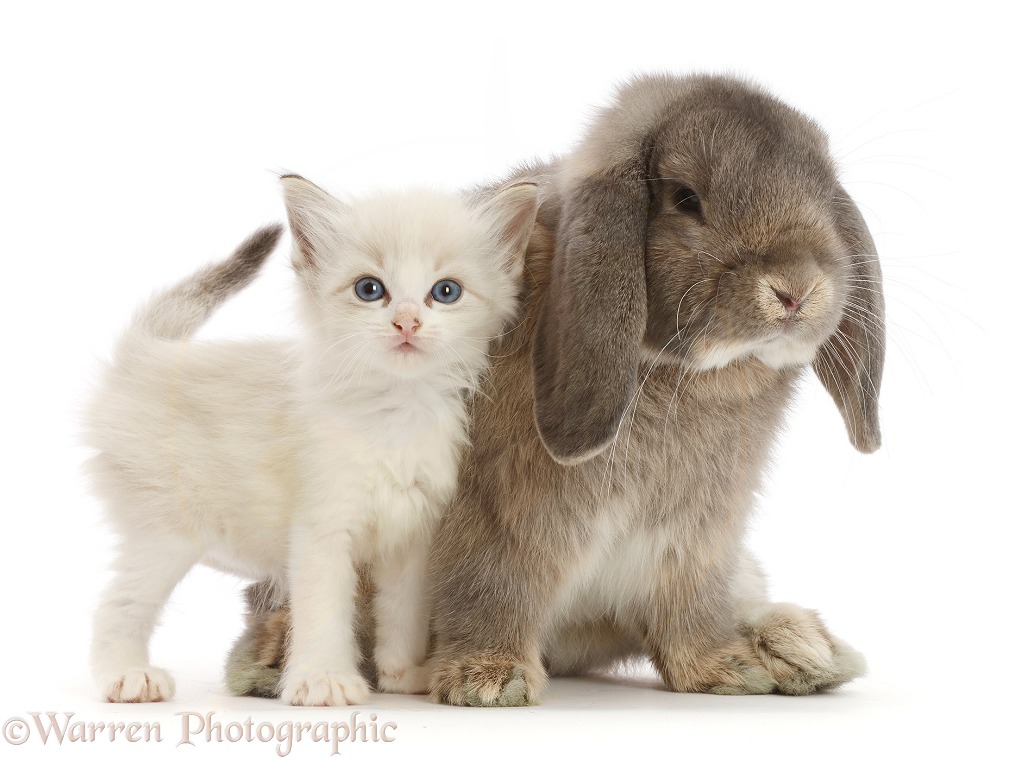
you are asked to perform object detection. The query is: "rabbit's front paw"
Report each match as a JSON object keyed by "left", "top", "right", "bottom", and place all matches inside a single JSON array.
[
  {"left": 430, "top": 653, "right": 546, "bottom": 706},
  {"left": 656, "top": 639, "right": 777, "bottom": 695},
  {"left": 742, "top": 603, "right": 866, "bottom": 695}
]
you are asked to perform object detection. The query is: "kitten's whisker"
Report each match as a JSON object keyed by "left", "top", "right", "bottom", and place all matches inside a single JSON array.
[
  {"left": 314, "top": 332, "right": 366, "bottom": 377},
  {"left": 437, "top": 341, "right": 487, "bottom": 396}
]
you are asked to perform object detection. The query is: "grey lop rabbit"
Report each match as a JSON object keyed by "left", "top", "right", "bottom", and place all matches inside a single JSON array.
[{"left": 225, "top": 73, "right": 883, "bottom": 704}]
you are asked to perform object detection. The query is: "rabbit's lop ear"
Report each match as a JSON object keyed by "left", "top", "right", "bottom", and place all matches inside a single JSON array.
[
  {"left": 532, "top": 159, "right": 649, "bottom": 465},
  {"left": 814, "top": 186, "right": 886, "bottom": 453}
]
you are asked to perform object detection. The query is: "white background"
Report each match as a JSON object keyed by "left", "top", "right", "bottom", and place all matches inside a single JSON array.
[{"left": 1, "top": 1, "right": 1030, "bottom": 757}]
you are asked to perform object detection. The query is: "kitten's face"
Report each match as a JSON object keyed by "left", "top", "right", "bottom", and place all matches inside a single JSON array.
[{"left": 285, "top": 182, "right": 536, "bottom": 388}]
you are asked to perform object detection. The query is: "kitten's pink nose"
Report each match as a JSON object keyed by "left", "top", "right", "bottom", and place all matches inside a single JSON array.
[{"left": 392, "top": 309, "right": 421, "bottom": 339}]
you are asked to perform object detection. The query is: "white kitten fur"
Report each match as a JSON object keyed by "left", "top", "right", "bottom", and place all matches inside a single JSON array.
[{"left": 86, "top": 179, "right": 538, "bottom": 705}]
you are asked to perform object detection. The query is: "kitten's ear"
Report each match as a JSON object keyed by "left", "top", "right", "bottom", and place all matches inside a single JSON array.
[
  {"left": 477, "top": 182, "right": 540, "bottom": 278},
  {"left": 280, "top": 174, "right": 351, "bottom": 271}
]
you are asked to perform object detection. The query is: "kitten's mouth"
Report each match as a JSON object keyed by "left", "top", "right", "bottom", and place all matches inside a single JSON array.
[{"left": 393, "top": 341, "right": 422, "bottom": 355}]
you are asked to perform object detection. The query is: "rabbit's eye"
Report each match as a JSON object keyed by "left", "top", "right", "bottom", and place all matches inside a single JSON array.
[{"left": 672, "top": 185, "right": 702, "bottom": 216}]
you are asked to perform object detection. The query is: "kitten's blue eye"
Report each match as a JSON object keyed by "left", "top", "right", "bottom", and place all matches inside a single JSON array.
[
  {"left": 354, "top": 277, "right": 386, "bottom": 302},
  {"left": 430, "top": 279, "right": 462, "bottom": 304}
]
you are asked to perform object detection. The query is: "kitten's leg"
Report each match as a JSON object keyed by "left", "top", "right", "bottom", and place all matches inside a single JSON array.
[
  {"left": 91, "top": 536, "right": 198, "bottom": 702},
  {"left": 280, "top": 525, "right": 370, "bottom": 706},
  {"left": 372, "top": 540, "right": 431, "bottom": 694}
]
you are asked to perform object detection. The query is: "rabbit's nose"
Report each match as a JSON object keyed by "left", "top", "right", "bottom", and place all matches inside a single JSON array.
[{"left": 772, "top": 288, "right": 803, "bottom": 315}]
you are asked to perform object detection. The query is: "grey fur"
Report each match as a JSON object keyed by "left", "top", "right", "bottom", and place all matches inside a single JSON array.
[
  {"left": 429, "top": 73, "right": 884, "bottom": 705},
  {"left": 129, "top": 224, "right": 282, "bottom": 343},
  {"left": 224, "top": 73, "right": 884, "bottom": 705},
  {"left": 224, "top": 583, "right": 288, "bottom": 698},
  {"left": 224, "top": 629, "right": 284, "bottom": 698}
]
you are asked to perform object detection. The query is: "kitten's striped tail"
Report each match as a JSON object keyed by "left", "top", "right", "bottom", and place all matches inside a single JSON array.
[{"left": 123, "top": 224, "right": 283, "bottom": 344}]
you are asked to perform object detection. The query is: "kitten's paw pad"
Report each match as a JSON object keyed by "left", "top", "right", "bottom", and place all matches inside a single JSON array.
[
  {"left": 378, "top": 663, "right": 430, "bottom": 694},
  {"left": 431, "top": 654, "right": 545, "bottom": 707},
  {"left": 101, "top": 667, "right": 175, "bottom": 703},
  {"left": 743, "top": 603, "right": 867, "bottom": 695},
  {"left": 281, "top": 670, "right": 370, "bottom": 707}
]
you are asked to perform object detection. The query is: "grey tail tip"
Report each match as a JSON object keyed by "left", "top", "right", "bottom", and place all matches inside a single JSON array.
[
  {"left": 248, "top": 222, "right": 284, "bottom": 248},
  {"left": 207, "top": 223, "right": 283, "bottom": 293},
  {"left": 234, "top": 223, "right": 283, "bottom": 264}
]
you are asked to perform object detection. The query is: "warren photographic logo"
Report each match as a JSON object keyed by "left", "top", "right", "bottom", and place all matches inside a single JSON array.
[{"left": 3, "top": 710, "right": 397, "bottom": 756}]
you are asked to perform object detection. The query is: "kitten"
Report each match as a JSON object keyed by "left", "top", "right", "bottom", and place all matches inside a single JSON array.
[{"left": 86, "top": 176, "right": 539, "bottom": 704}]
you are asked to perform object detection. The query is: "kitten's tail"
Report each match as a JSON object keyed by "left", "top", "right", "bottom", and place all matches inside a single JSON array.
[{"left": 123, "top": 224, "right": 283, "bottom": 345}]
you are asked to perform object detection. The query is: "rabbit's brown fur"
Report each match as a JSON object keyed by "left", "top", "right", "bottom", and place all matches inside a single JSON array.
[{"left": 225, "top": 73, "right": 883, "bottom": 704}]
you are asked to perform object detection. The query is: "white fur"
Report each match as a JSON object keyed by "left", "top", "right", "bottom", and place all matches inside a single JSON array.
[
  {"left": 691, "top": 337, "right": 819, "bottom": 372},
  {"left": 86, "top": 181, "right": 538, "bottom": 704},
  {"left": 754, "top": 340, "right": 821, "bottom": 370},
  {"left": 546, "top": 511, "right": 769, "bottom": 635}
]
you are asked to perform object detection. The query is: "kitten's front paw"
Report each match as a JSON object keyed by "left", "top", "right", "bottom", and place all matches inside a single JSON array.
[
  {"left": 99, "top": 667, "right": 175, "bottom": 703},
  {"left": 378, "top": 663, "right": 430, "bottom": 694},
  {"left": 280, "top": 669, "right": 370, "bottom": 707}
]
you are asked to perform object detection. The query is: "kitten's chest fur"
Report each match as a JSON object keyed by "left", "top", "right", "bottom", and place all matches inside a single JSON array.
[{"left": 304, "top": 381, "right": 469, "bottom": 556}]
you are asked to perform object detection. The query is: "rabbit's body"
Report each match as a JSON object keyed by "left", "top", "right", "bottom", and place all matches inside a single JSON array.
[
  {"left": 429, "top": 74, "right": 883, "bottom": 704},
  {"left": 225, "top": 73, "right": 882, "bottom": 705}
]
